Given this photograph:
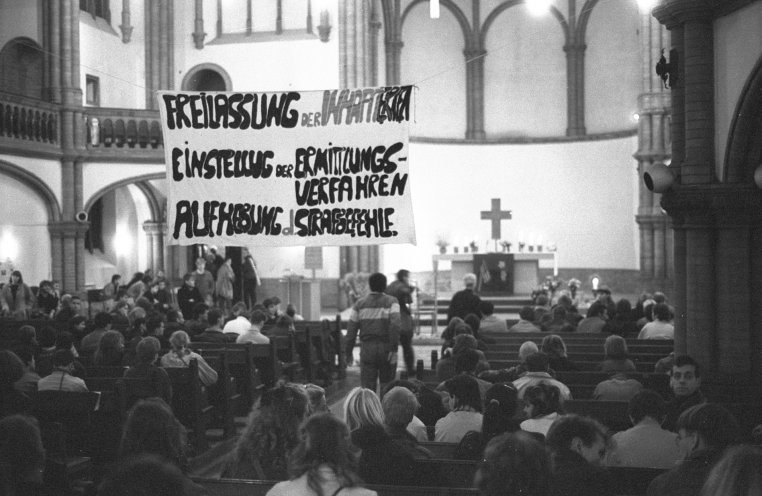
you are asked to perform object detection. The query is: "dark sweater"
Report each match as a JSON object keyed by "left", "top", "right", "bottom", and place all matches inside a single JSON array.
[
  {"left": 351, "top": 425, "right": 420, "bottom": 486},
  {"left": 550, "top": 449, "right": 615, "bottom": 496},
  {"left": 646, "top": 448, "right": 723, "bottom": 496},
  {"left": 663, "top": 390, "right": 705, "bottom": 431}
]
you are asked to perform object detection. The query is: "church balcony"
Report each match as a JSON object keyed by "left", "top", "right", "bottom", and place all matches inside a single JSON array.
[
  {"left": 0, "top": 91, "right": 61, "bottom": 158},
  {"left": 84, "top": 107, "right": 165, "bottom": 163}
]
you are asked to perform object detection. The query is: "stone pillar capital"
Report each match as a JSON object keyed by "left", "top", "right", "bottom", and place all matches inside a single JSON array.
[
  {"left": 48, "top": 220, "right": 90, "bottom": 237},
  {"left": 463, "top": 48, "right": 486, "bottom": 59},
  {"left": 653, "top": 0, "right": 713, "bottom": 28},
  {"left": 143, "top": 221, "right": 167, "bottom": 235},
  {"left": 563, "top": 42, "right": 587, "bottom": 53}
]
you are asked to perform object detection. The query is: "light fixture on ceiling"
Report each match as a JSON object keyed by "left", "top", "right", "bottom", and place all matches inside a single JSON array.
[{"left": 430, "top": 0, "right": 440, "bottom": 19}]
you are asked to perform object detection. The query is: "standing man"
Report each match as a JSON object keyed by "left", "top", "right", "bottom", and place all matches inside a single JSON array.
[
  {"left": 192, "top": 257, "right": 215, "bottom": 306},
  {"left": 386, "top": 269, "right": 416, "bottom": 375},
  {"left": 345, "top": 272, "right": 401, "bottom": 393},
  {"left": 242, "top": 249, "right": 261, "bottom": 309},
  {"left": 447, "top": 273, "right": 482, "bottom": 323}
]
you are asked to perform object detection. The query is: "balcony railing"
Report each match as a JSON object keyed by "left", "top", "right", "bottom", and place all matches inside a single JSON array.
[
  {"left": 85, "top": 107, "right": 163, "bottom": 150},
  {"left": 0, "top": 91, "right": 60, "bottom": 145}
]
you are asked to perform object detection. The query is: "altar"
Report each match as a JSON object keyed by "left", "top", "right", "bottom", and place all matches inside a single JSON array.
[{"left": 432, "top": 252, "right": 557, "bottom": 295}]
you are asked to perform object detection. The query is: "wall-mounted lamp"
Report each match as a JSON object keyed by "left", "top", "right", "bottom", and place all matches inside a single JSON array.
[
  {"left": 318, "top": 10, "right": 331, "bottom": 42},
  {"left": 644, "top": 162, "right": 676, "bottom": 193},
  {"left": 655, "top": 49, "right": 678, "bottom": 89}
]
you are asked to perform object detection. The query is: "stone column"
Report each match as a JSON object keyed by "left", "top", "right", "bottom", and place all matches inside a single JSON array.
[
  {"left": 143, "top": 221, "right": 166, "bottom": 272},
  {"left": 464, "top": 47, "right": 486, "bottom": 140},
  {"left": 564, "top": 43, "right": 587, "bottom": 136},
  {"left": 145, "top": 1, "right": 173, "bottom": 108},
  {"left": 635, "top": 10, "right": 672, "bottom": 291}
]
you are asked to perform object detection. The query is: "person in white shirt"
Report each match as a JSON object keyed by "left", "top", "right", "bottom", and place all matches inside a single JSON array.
[
  {"left": 37, "top": 349, "right": 88, "bottom": 392},
  {"left": 435, "top": 374, "right": 483, "bottom": 443},
  {"left": 520, "top": 382, "right": 562, "bottom": 437},
  {"left": 479, "top": 301, "right": 509, "bottom": 333},
  {"left": 513, "top": 352, "right": 572, "bottom": 401},
  {"left": 637, "top": 303, "right": 674, "bottom": 340},
  {"left": 236, "top": 310, "right": 270, "bottom": 345},
  {"left": 160, "top": 330, "right": 218, "bottom": 386},
  {"left": 606, "top": 390, "right": 680, "bottom": 468},
  {"left": 508, "top": 306, "right": 542, "bottom": 333},
  {"left": 222, "top": 302, "right": 253, "bottom": 336}
]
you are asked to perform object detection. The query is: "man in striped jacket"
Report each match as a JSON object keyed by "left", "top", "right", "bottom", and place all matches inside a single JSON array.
[{"left": 345, "top": 272, "right": 401, "bottom": 393}]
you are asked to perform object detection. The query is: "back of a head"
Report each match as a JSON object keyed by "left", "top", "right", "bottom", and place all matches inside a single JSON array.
[
  {"left": 258, "top": 383, "right": 310, "bottom": 426},
  {"left": 452, "top": 333, "right": 478, "bottom": 355},
  {"left": 604, "top": 335, "right": 628, "bottom": 360},
  {"left": 98, "top": 330, "right": 124, "bottom": 352},
  {"left": 455, "top": 348, "right": 480, "bottom": 374},
  {"left": 289, "top": 413, "right": 359, "bottom": 486},
  {"left": 480, "top": 301, "right": 495, "bottom": 316},
  {"left": 653, "top": 292, "right": 667, "bottom": 304},
  {"left": 206, "top": 308, "right": 222, "bottom": 327},
  {"left": 53, "top": 348, "right": 75, "bottom": 368},
  {"left": 368, "top": 272, "right": 387, "bottom": 293},
  {"left": 700, "top": 445, "right": 762, "bottom": 496},
  {"left": 38, "top": 326, "right": 58, "bottom": 348},
  {"left": 120, "top": 398, "right": 187, "bottom": 470},
  {"left": 541, "top": 334, "right": 566, "bottom": 358},
  {"left": 552, "top": 305, "right": 567, "bottom": 320},
  {"left": 676, "top": 403, "right": 740, "bottom": 450},
  {"left": 463, "top": 273, "right": 477, "bottom": 288},
  {"left": 231, "top": 301, "right": 247, "bottom": 316},
  {"left": 546, "top": 414, "right": 607, "bottom": 453},
  {"left": 518, "top": 341, "right": 539, "bottom": 362},
  {"left": 396, "top": 269, "right": 410, "bottom": 282},
  {"left": 382, "top": 386, "right": 419, "bottom": 428},
  {"left": 304, "top": 383, "right": 327, "bottom": 413},
  {"left": 653, "top": 303, "right": 671, "bottom": 322},
  {"left": 169, "top": 330, "right": 190, "bottom": 350},
  {"left": 464, "top": 313, "right": 481, "bottom": 334},
  {"left": 524, "top": 383, "right": 562, "bottom": 417},
  {"left": 0, "top": 415, "right": 45, "bottom": 479},
  {"left": 615, "top": 299, "right": 632, "bottom": 319},
  {"left": 445, "top": 374, "right": 482, "bottom": 412},
  {"left": 519, "top": 306, "right": 535, "bottom": 322},
  {"left": 136, "top": 336, "right": 161, "bottom": 364},
  {"left": 628, "top": 390, "right": 665, "bottom": 424},
  {"left": 192, "top": 302, "right": 208, "bottom": 320},
  {"left": 276, "top": 315, "right": 294, "bottom": 329},
  {"left": 249, "top": 309, "right": 267, "bottom": 325},
  {"left": 587, "top": 301, "right": 606, "bottom": 318},
  {"left": 94, "top": 311, "right": 113, "bottom": 329},
  {"left": 476, "top": 432, "right": 551, "bottom": 496},
  {"left": 98, "top": 454, "right": 190, "bottom": 496},
  {"left": 482, "top": 383, "right": 519, "bottom": 440},
  {"left": 0, "top": 350, "right": 24, "bottom": 386},
  {"left": 525, "top": 352, "right": 550, "bottom": 373},
  {"left": 342, "top": 387, "right": 385, "bottom": 432}
]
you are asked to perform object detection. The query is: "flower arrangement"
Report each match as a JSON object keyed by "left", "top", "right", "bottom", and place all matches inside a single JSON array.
[
  {"left": 469, "top": 241, "right": 478, "bottom": 253},
  {"left": 435, "top": 237, "right": 449, "bottom": 254},
  {"left": 567, "top": 278, "right": 581, "bottom": 300},
  {"left": 500, "top": 240, "right": 512, "bottom": 252}
]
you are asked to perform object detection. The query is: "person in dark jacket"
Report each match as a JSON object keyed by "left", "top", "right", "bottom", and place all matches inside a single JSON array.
[
  {"left": 663, "top": 355, "right": 705, "bottom": 431},
  {"left": 447, "top": 273, "right": 482, "bottom": 323},
  {"left": 124, "top": 337, "right": 172, "bottom": 404},
  {"left": 647, "top": 403, "right": 740, "bottom": 496},
  {"left": 0, "top": 415, "right": 57, "bottom": 496},
  {"left": 546, "top": 414, "right": 615, "bottom": 496},
  {"left": 456, "top": 382, "right": 520, "bottom": 460},
  {"left": 382, "top": 386, "right": 432, "bottom": 459},
  {"left": 176, "top": 274, "right": 202, "bottom": 322},
  {"left": 194, "top": 308, "right": 236, "bottom": 343}
]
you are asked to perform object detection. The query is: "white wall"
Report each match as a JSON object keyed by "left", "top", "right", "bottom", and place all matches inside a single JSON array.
[
  {"left": 584, "top": 0, "right": 641, "bottom": 134},
  {"left": 78, "top": 4, "right": 146, "bottom": 109},
  {"left": 483, "top": 4, "right": 567, "bottom": 137},
  {"left": 82, "top": 162, "right": 164, "bottom": 209},
  {"left": 382, "top": 136, "right": 640, "bottom": 272},
  {"left": 0, "top": 0, "right": 39, "bottom": 49},
  {"left": 714, "top": 2, "right": 762, "bottom": 179},
  {"left": 400, "top": 2, "right": 467, "bottom": 139},
  {"left": 174, "top": 0, "right": 340, "bottom": 92},
  {"left": 0, "top": 155, "right": 62, "bottom": 209},
  {"left": 0, "top": 172, "right": 51, "bottom": 285}
]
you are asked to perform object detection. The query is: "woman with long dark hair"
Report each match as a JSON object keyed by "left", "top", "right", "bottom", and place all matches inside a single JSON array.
[
  {"left": 0, "top": 270, "right": 34, "bottom": 320},
  {"left": 266, "top": 413, "right": 376, "bottom": 496},
  {"left": 456, "top": 382, "right": 520, "bottom": 460}
]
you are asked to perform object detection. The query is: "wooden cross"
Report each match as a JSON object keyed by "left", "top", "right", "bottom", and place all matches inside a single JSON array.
[{"left": 481, "top": 198, "right": 512, "bottom": 240}]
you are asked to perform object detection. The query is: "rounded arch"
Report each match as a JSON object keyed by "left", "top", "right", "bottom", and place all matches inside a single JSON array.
[
  {"left": 181, "top": 63, "right": 233, "bottom": 91},
  {"left": 401, "top": 0, "right": 472, "bottom": 46},
  {"left": 84, "top": 173, "right": 165, "bottom": 215},
  {"left": 0, "top": 37, "right": 44, "bottom": 100},
  {"left": 0, "top": 160, "right": 61, "bottom": 221},
  {"left": 481, "top": 1, "right": 570, "bottom": 47},
  {"left": 724, "top": 54, "right": 762, "bottom": 183}
]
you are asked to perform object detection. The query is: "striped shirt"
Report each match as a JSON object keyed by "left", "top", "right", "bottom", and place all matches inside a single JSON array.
[{"left": 346, "top": 292, "right": 401, "bottom": 348}]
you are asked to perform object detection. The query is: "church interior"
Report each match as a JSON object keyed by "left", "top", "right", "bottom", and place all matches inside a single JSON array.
[{"left": 1, "top": 0, "right": 762, "bottom": 495}]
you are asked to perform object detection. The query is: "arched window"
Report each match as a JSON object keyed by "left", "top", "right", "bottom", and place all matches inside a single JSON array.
[
  {"left": 182, "top": 64, "right": 232, "bottom": 91},
  {"left": 0, "top": 38, "right": 44, "bottom": 100}
]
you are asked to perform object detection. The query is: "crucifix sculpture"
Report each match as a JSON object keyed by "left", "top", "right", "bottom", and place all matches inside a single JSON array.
[{"left": 481, "top": 198, "right": 512, "bottom": 245}]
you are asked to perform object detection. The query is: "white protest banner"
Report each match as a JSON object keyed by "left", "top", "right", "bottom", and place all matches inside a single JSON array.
[{"left": 157, "top": 87, "right": 416, "bottom": 247}]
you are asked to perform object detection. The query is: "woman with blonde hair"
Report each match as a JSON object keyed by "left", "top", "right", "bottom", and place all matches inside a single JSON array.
[
  {"left": 342, "top": 387, "right": 418, "bottom": 486},
  {"left": 267, "top": 413, "right": 376, "bottom": 496},
  {"left": 700, "top": 445, "right": 762, "bottom": 496}
]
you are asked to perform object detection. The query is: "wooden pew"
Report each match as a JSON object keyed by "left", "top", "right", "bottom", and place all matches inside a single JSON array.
[
  {"left": 607, "top": 467, "right": 666, "bottom": 496},
  {"left": 419, "top": 442, "right": 458, "bottom": 459},
  {"left": 40, "top": 421, "right": 92, "bottom": 492},
  {"left": 85, "top": 365, "right": 129, "bottom": 378},
  {"left": 165, "top": 358, "right": 214, "bottom": 452},
  {"left": 488, "top": 359, "right": 657, "bottom": 373},
  {"left": 193, "top": 478, "right": 481, "bottom": 496},
  {"left": 197, "top": 352, "right": 241, "bottom": 438}
]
